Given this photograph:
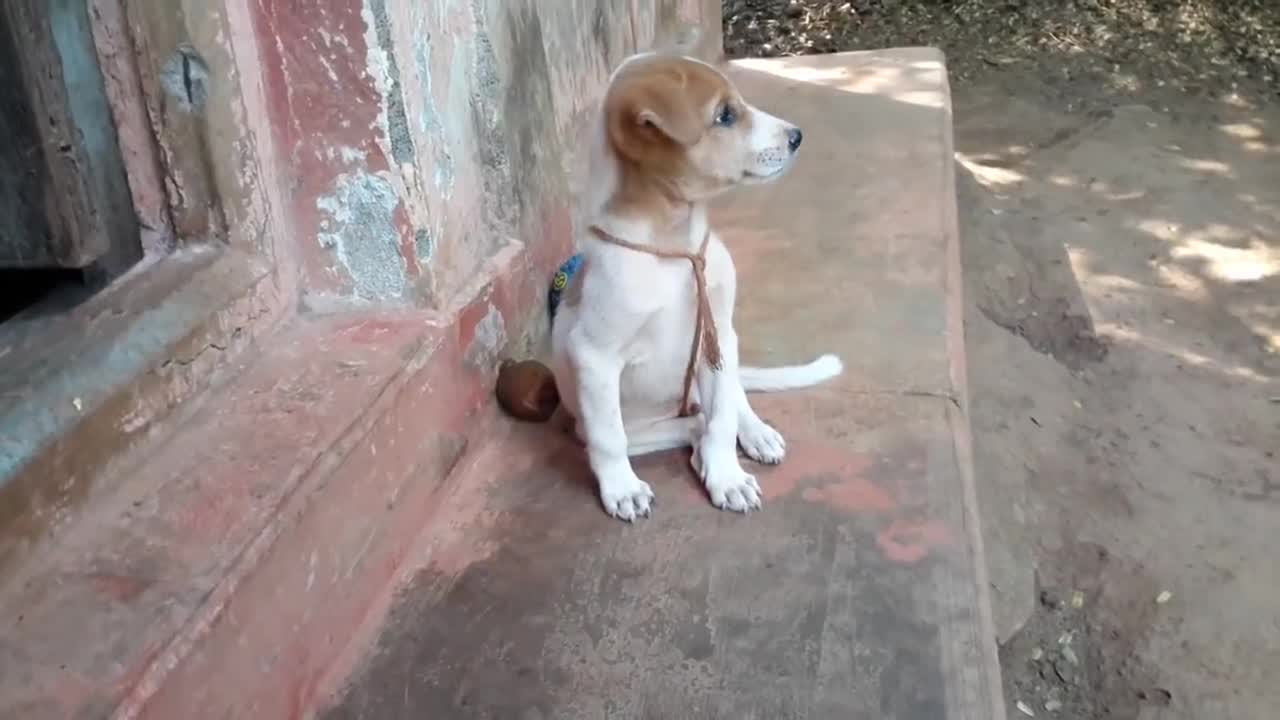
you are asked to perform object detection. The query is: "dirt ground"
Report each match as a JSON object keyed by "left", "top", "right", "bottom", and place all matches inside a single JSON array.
[{"left": 727, "top": 2, "right": 1280, "bottom": 719}]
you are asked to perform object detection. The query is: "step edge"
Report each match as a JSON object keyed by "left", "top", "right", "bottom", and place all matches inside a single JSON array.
[
  {"left": 0, "top": 245, "right": 288, "bottom": 571},
  {"left": 111, "top": 239, "right": 544, "bottom": 720},
  {"left": 937, "top": 67, "right": 1009, "bottom": 720}
]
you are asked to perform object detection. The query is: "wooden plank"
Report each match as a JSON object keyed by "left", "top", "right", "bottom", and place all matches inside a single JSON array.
[{"left": 0, "top": 0, "right": 138, "bottom": 272}]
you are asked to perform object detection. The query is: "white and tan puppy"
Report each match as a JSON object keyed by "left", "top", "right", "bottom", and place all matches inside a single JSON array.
[{"left": 550, "top": 51, "right": 843, "bottom": 522}]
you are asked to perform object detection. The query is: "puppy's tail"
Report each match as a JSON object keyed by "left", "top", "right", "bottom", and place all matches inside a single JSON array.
[{"left": 738, "top": 354, "right": 843, "bottom": 393}]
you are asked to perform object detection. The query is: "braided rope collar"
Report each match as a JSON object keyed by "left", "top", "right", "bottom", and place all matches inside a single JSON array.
[{"left": 589, "top": 223, "right": 722, "bottom": 417}]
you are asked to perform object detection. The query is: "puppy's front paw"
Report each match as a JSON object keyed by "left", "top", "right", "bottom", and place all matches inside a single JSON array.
[
  {"left": 697, "top": 448, "right": 762, "bottom": 514},
  {"left": 738, "top": 418, "right": 785, "bottom": 465},
  {"left": 599, "top": 471, "right": 655, "bottom": 522}
]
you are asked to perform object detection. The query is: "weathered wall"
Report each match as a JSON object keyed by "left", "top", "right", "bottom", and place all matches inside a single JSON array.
[{"left": 250, "top": 0, "right": 722, "bottom": 310}]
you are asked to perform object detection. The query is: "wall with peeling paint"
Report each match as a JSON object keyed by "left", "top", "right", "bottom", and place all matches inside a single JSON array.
[
  {"left": 251, "top": 0, "right": 721, "bottom": 310},
  {"left": 0, "top": 0, "right": 718, "bottom": 543}
]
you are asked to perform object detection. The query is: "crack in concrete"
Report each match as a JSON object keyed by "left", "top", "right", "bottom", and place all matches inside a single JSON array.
[
  {"left": 833, "top": 386, "right": 963, "bottom": 409},
  {"left": 160, "top": 325, "right": 248, "bottom": 369}
]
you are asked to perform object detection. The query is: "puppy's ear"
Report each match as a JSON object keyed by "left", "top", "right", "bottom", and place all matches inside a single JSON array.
[
  {"left": 635, "top": 101, "right": 703, "bottom": 147},
  {"left": 608, "top": 71, "right": 705, "bottom": 153}
]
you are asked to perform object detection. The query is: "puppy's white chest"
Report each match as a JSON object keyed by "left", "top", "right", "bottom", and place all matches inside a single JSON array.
[{"left": 618, "top": 261, "right": 714, "bottom": 418}]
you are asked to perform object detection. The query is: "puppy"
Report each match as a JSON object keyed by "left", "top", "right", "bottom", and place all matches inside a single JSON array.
[{"left": 550, "top": 51, "right": 843, "bottom": 522}]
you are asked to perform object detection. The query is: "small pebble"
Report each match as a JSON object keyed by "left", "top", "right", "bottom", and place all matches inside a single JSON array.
[
  {"left": 1062, "top": 645, "right": 1080, "bottom": 666},
  {"left": 1156, "top": 590, "right": 1173, "bottom": 604},
  {"left": 1016, "top": 700, "right": 1036, "bottom": 717}
]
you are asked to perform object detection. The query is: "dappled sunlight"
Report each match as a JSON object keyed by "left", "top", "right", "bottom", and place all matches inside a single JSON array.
[
  {"left": 1100, "top": 189, "right": 1147, "bottom": 202},
  {"left": 1067, "top": 246, "right": 1165, "bottom": 300},
  {"left": 955, "top": 152, "right": 1026, "bottom": 187},
  {"left": 1220, "top": 122, "right": 1264, "bottom": 141},
  {"left": 1135, "top": 220, "right": 1258, "bottom": 247},
  {"left": 888, "top": 90, "right": 947, "bottom": 109},
  {"left": 961, "top": 150, "right": 1027, "bottom": 167},
  {"left": 1082, "top": 177, "right": 1146, "bottom": 201},
  {"left": 1134, "top": 219, "right": 1178, "bottom": 243},
  {"left": 1083, "top": 270, "right": 1155, "bottom": 295},
  {"left": 1177, "top": 157, "right": 1235, "bottom": 178},
  {"left": 1153, "top": 263, "right": 1210, "bottom": 299},
  {"left": 1216, "top": 118, "right": 1277, "bottom": 154},
  {"left": 1170, "top": 238, "right": 1280, "bottom": 284},
  {"left": 1220, "top": 94, "right": 1255, "bottom": 110},
  {"left": 1240, "top": 140, "right": 1278, "bottom": 155},
  {"left": 734, "top": 58, "right": 853, "bottom": 84},
  {"left": 1071, "top": 245, "right": 1212, "bottom": 304},
  {"left": 1140, "top": 217, "right": 1272, "bottom": 246},
  {"left": 1071, "top": 222, "right": 1278, "bottom": 377},
  {"left": 1100, "top": 324, "right": 1272, "bottom": 383},
  {"left": 1132, "top": 216, "right": 1277, "bottom": 283},
  {"left": 1247, "top": 319, "right": 1280, "bottom": 356},
  {"left": 735, "top": 56, "right": 947, "bottom": 108}
]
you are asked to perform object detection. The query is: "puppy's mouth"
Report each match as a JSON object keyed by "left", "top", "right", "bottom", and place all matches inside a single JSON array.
[
  {"left": 744, "top": 164, "right": 790, "bottom": 183},
  {"left": 743, "top": 147, "right": 798, "bottom": 183}
]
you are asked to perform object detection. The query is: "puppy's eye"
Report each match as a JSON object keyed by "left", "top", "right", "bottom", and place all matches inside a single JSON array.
[{"left": 714, "top": 104, "right": 737, "bottom": 127}]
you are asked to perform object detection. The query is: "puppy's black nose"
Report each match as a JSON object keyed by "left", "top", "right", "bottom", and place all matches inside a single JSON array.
[{"left": 786, "top": 127, "right": 803, "bottom": 152}]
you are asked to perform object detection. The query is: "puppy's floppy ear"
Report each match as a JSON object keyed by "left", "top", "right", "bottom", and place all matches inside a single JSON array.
[
  {"left": 635, "top": 102, "right": 703, "bottom": 147},
  {"left": 608, "top": 70, "right": 705, "bottom": 152}
]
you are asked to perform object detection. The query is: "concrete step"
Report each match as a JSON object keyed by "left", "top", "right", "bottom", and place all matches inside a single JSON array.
[
  {"left": 321, "top": 49, "right": 1006, "bottom": 720},
  {"left": 0, "top": 48, "right": 1002, "bottom": 720},
  {"left": 0, "top": 243, "right": 540, "bottom": 720}
]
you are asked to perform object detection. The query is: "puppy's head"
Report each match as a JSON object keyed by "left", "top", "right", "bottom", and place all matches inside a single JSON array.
[{"left": 604, "top": 54, "right": 802, "bottom": 204}]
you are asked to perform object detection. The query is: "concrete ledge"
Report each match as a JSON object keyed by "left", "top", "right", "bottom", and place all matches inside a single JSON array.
[
  {"left": 0, "top": 47, "right": 1004, "bottom": 720},
  {"left": 0, "top": 238, "right": 544, "bottom": 720},
  {"left": 0, "top": 245, "right": 287, "bottom": 571},
  {"left": 320, "top": 49, "right": 1006, "bottom": 720}
]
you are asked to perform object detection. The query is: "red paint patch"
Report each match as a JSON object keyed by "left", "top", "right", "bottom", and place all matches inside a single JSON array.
[
  {"left": 763, "top": 441, "right": 893, "bottom": 512},
  {"left": 799, "top": 475, "right": 896, "bottom": 513},
  {"left": 876, "top": 520, "right": 950, "bottom": 564},
  {"left": 172, "top": 480, "right": 253, "bottom": 542},
  {"left": 252, "top": 0, "right": 395, "bottom": 299},
  {"left": 88, "top": 572, "right": 152, "bottom": 602}
]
